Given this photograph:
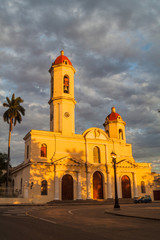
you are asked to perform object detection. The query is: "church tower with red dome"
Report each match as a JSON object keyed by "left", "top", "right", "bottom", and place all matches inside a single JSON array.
[
  {"left": 103, "top": 107, "right": 126, "bottom": 142},
  {"left": 48, "top": 50, "right": 76, "bottom": 135}
]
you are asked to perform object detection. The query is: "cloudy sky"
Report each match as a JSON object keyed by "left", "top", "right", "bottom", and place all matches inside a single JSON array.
[{"left": 0, "top": 0, "right": 160, "bottom": 172}]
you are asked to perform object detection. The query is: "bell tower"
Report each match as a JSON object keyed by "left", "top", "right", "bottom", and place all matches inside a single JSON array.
[
  {"left": 103, "top": 107, "right": 126, "bottom": 142},
  {"left": 48, "top": 50, "right": 76, "bottom": 135}
]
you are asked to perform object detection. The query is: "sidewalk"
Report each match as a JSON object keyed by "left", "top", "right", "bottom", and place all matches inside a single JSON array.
[{"left": 105, "top": 203, "right": 160, "bottom": 220}]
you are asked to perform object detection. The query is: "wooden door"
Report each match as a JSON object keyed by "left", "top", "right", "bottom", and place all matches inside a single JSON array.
[
  {"left": 62, "top": 174, "right": 73, "bottom": 200},
  {"left": 153, "top": 190, "right": 160, "bottom": 200},
  {"left": 93, "top": 171, "right": 103, "bottom": 199},
  {"left": 121, "top": 175, "right": 131, "bottom": 198}
]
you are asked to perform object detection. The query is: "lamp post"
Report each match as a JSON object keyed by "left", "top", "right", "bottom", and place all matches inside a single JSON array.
[{"left": 111, "top": 152, "right": 120, "bottom": 209}]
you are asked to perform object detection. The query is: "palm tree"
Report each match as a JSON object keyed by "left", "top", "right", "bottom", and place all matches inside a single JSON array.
[{"left": 3, "top": 93, "right": 25, "bottom": 192}]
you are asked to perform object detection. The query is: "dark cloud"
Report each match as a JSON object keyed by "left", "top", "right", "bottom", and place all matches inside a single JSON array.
[{"left": 0, "top": 0, "right": 160, "bottom": 171}]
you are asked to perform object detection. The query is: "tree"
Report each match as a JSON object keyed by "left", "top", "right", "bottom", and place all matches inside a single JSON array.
[
  {"left": 3, "top": 93, "right": 25, "bottom": 192},
  {"left": 0, "top": 153, "right": 8, "bottom": 186}
]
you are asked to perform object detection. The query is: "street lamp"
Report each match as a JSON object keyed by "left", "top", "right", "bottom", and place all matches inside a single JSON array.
[{"left": 111, "top": 152, "right": 120, "bottom": 209}]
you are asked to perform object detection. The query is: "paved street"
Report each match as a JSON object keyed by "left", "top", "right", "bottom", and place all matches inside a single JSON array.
[{"left": 0, "top": 203, "right": 160, "bottom": 240}]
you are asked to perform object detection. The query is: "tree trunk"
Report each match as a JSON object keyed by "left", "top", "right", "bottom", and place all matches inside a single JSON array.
[{"left": 6, "top": 121, "right": 12, "bottom": 194}]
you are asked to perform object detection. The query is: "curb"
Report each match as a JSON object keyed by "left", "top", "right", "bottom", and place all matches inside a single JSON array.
[
  {"left": 105, "top": 210, "right": 160, "bottom": 221},
  {"left": 0, "top": 204, "right": 47, "bottom": 207}
]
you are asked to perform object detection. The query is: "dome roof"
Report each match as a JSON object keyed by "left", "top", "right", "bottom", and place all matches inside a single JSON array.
[
  {"left": 107, "top": 107, "right": 122, "bottom": 121},
  {"left": 54, "top": 50, "right": 72, "bottom": 66}
]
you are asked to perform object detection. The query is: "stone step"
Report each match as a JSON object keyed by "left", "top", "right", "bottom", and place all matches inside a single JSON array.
[{"left": 47, "top": 198, "right": 134, "bottom": 205}]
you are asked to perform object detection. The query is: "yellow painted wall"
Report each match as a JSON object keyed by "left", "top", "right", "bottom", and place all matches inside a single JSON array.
[{"left": 9, "top": 127, "right": 152, "bottom": 202}]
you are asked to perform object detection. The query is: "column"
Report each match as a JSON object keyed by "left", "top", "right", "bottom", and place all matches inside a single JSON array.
[
  {"left": 117, "top": 175, "right": 121, "bottom": 198},
  {"left": 87, "top": 172, "right": 91, "bottom": 199},
  {"left": 54, "top": 171, "right": 59, "bottom": 200},
  {"left": 77, "top": 172, "right": 82, "bottom": 199},
  {"left": 133, "top": 172, "right": 138, "bottom": 198},
  {"left": 24, "top": 187, "right": 29, "bottom": 198},
  {"left": 107, "top": 171, "right": 112, "bottom": 198},
  {"left": 24, "top": 181, "right": 29, "bottom": 198}
]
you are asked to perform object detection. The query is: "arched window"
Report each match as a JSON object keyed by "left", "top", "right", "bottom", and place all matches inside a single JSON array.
[
  {"left": 41, "top": 180, "right": 48, "bottom": 195},
  {"left": 93, "top": 146, "right": 101, "bottom": 163},
  {"left": 119, "top": 129, "right": 123, "bottom": 140},
  {"left": 64, "top": 75, "right": 69, "bottom": 93},
  {"left": 141, "top": 181, "right": 146, "bottom": 193},
  {"left": 41, "top": 144, "right": 47, "bottom": 157}
]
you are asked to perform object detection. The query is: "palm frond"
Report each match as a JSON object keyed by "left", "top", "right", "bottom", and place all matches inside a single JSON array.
[
  {"left": 12, "top": 93, "right": 15, "bottom": 101},
  {"left": 16, "top": 97, "right": 24, "bottom": 104},
  {"left": 3, "top": 111, "right": 10, "bottom": 124},
  {"left": 14, "top": 117, "right": 17, "bottom": 126},
  {"left": 14, "top": 112, "right": 22, "bottom": 126},
  {"left": 3, "top": 103, "right": 9, "bottom": 107},
  {"left": 6, "top": 97, "right": 11, "bottom": 105},
  {"left": 17, "top": 105, "right": 25, "bottom": 115}
]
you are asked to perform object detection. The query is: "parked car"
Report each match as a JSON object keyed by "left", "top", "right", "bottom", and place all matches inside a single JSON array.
[{"left": 134, "top": 195, "right": 152, "bottom": 203}]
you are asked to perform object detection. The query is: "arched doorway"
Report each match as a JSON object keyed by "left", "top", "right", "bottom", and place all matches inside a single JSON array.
[
  {"left": 62, "top": 174, "right": 73, "bottom": 200},
  {"left": 121, "top": 175, "right": 131, "bottom": 198},
  {"left": 93, "top": 171, "right": 103, "bottom": 199}
]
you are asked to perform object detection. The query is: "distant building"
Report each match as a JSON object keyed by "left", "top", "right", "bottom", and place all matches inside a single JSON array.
[
  {"left": 152, "top": 173, "right": 160, "bottom": 200},
  {"left": 10, "top": 51, "right": 153, "bottom": 203}
]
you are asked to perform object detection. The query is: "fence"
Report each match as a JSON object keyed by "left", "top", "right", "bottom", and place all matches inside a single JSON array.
[{"left": 0, "top": 187, "right": 23, "bottom": 198}]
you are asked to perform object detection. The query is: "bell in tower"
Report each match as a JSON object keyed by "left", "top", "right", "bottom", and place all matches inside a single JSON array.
[{"left": 64, "top": 75, "right": 69, "bottom": 93}]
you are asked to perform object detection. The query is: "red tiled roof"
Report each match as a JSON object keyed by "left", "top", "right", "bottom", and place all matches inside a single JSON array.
[
  {"left": 54, "top": 55, "right": 72, "bottom": 66},
  {"left": 107, "top": 112, "right": 120, "bottom": 121}
]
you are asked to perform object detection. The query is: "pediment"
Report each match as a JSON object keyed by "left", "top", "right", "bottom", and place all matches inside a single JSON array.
[
  {"left": 117, "top": 159, "right": 138, "bottom": 168},
  {"left": 82, "top": 127, "right": 109, "bottom": 140},
  {"left": 53, "top": 157, "right": 83, "bottom": 166}
]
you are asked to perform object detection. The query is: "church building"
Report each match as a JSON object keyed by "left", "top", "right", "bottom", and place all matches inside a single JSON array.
[{"left": 10, "top": 51, "right": 153, "bottom": 203}]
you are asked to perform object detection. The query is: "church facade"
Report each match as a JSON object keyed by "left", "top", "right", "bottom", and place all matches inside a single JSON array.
[{"left": 11, "top": 51, "right": 153, "bottom": 203}]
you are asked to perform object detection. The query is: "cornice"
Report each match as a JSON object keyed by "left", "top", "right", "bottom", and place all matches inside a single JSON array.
[
  {"left": 10, "top": 162, "right": 31, "bottom": 174},
  {"left": 48, "top": 96, "right": 77, "bottom": 104}
]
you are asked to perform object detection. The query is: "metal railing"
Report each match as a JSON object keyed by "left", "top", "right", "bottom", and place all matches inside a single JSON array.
[{"left": 0, "top": 187, "right": 23, "bottom": 198}]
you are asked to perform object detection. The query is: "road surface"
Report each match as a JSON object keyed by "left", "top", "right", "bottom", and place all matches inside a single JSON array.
[{"left": 0, "top": 204, "right": 160, "bottom": 240}]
